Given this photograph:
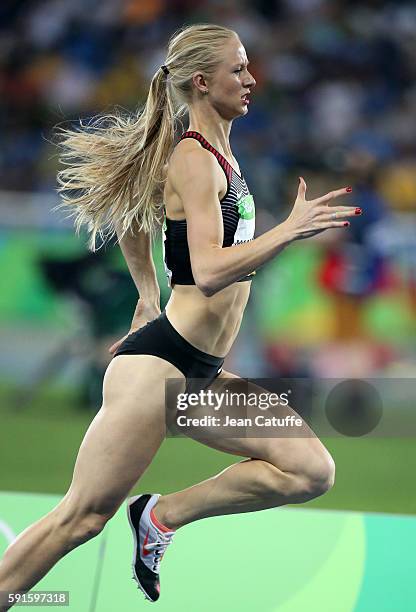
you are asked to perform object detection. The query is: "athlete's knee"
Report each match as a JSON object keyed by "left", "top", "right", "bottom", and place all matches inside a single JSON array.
[
  {"left": 262, "top": 447, "right": 335, "bottom": 503},
  {"left": 65, "top": 512, "right": 108, "bottom": 549},
  {"left": 53, "top": 495, "right": 117, "bottom": 551},
  {"left": 299, "top": 451, "right": 336, "bottom": 499},
  {"left": 56, "top": 508, "right": 109, "bottom": 550}
]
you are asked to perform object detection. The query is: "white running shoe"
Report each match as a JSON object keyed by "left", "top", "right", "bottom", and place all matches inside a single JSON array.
[{"left": 127, "top": 494, "right": 175, "bottom": 602}]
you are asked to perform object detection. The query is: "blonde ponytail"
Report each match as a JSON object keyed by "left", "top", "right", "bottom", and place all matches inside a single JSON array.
[{"left": 56, "top": 23, "right": 235, "bottom": 251}]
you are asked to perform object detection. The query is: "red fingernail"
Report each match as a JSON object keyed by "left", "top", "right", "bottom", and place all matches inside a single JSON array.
[
  {"left": 355, "top": 208, "right": 362, "bottom": 215},
  {"left": 346, "top": 186, "right": 352, "bottom": 192},
  {"left": 344, "top": 222, "right": 350, "bottom": 227}
]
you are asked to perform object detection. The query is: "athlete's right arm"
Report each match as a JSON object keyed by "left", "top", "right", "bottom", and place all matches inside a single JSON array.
[
  {"left": 115, "top": 217, "right": 160, "bottom": 307},
  {"left": 173, "top": 148, "right": 358, "bottom": 297},
  {"left": 108, "top": 220, "right": 160, "bottom": 355}
]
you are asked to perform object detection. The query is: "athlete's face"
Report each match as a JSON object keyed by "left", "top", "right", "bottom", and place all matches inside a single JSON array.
[{"left": 209, "top": 36, "right": 256, "bottom": 120}]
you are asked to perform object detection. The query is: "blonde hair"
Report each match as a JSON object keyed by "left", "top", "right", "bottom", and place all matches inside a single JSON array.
[{"left": 56, "top": 23, "right": 236, "bottom": 251}]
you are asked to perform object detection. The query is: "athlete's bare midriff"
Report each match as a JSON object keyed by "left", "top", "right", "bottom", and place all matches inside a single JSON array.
[
  {"left": 163, "top": 141, "right": 251, "bottom": 358},
  {"left": 165, "top": 280, "right": 251, "bottom": 357}
]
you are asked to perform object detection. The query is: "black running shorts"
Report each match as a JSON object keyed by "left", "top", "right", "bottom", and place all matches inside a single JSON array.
[{"left": 113, "top": 311, "right": 224, "bottom": 393}]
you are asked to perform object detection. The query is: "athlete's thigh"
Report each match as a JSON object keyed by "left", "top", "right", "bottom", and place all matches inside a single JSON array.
[
  {"left": 191, "top": 369, "right": 331, "bottom": 474},
  {"left": 64, "top": 355, "right": 185, "bottom": 516}
]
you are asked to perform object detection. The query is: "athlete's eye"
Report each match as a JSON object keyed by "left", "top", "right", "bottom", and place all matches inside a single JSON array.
[{"left": 234, "top": 68, "right": 242, "bottom": 73}]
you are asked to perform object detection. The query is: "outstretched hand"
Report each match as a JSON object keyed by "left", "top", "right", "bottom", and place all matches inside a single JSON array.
[
  {"left": 285, "top": 177, "right": 361, "bottom": 240},
  {"left": 108, "top": 299, "right": 161, "bottom": 355}
]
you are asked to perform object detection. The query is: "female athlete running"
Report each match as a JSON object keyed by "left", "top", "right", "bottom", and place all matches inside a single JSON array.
[{"left": 0, "top": 23, "right": 361, "bottom": 607}]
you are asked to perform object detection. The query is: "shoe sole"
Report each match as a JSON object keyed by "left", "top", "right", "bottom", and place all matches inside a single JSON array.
[{"left": 127, "top": 494, "right": 157, "bottom": 603}]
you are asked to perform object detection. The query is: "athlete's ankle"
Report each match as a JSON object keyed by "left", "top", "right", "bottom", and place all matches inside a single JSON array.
[{"left": 152, "top": 497, "right": 181, "bottom": 531}]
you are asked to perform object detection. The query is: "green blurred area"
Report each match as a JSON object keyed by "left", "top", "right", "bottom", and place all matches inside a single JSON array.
[
  {"left": 0, "top": 229, "right": 414, "bottom": 341},
  {"left": 2, "top": 490, "right": 415, "bottom": 611},
  {"left": 0, "top": 386, "right": 414, "bottom": 515},
  {"left": 0, "top": 229, "right": 170, "bottom": 329}
]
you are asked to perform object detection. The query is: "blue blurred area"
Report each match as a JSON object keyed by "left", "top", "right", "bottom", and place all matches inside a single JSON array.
[{"left": 0, "top": 0, "right": 415, "bottom": 197}]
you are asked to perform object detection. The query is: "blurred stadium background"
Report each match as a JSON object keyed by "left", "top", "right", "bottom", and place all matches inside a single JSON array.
[{"left": 0, "top": 0, "right": 415, "bottom": 610}]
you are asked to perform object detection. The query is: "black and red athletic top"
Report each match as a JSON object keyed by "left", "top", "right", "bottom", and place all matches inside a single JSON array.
[{"left": 162, "top": 130, "right": 256, "bottom": 287}]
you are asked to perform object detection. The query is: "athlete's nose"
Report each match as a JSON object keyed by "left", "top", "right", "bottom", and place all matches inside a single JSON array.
[{"left": 246, "top": 72, "right": 256, "bottom": 89}]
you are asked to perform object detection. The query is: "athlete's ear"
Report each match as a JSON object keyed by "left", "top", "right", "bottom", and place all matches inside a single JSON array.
[{"left": 192, "top": 72, "right": 209, "bottom": 96}]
